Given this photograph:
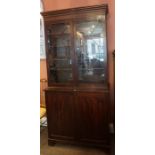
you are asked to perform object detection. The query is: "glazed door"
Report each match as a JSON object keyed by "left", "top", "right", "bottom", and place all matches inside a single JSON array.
[
  {"left": 74, "top": 15, "right": 107, "bottom": 84},
  {"left": 45, "top": 22, "right": 74, "bottom": 85}
]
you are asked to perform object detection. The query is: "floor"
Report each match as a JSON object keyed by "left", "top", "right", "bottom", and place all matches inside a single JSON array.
[{"left": 40, "top": 127, "right": 114, "bottom": 155}]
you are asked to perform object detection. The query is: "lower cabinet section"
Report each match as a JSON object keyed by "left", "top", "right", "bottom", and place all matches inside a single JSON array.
[{"left": 45, "top": 87, "right": 110, "bottom": 148}]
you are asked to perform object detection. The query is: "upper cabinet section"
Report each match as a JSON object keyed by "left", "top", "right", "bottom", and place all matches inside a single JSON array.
[{"left": 41, "top": 5, "right": 108, "bottom": 86}]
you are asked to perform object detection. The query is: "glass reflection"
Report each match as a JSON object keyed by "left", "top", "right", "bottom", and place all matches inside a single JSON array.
[{"left": 75, "top": 20, "right": 106, "bottom": 82}]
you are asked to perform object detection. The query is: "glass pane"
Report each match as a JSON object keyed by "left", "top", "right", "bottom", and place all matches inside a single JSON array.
[
  {"left": 48, "top": 58, "right": 72, "bottom": 69},
  {"left": 49, "top": 24, "right": 71, "bottom": 35},
  {"left": 75, "top": 17, "right": 106, "bottom": 82},
  {"left": 47, "top": 23, "right": 73, "bottom": 83},
  {"left": 49, "top": 68, "right": 73, "bottom": 83}
]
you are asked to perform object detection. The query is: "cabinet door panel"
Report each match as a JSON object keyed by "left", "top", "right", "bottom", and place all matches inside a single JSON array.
[
  {"left": 76, "top": 92, "right": 109, "bottom": 143},
  {"left": 74, "top": 17, "right": 107, "bottom": 83},
  {"left": 46, "top": 91, "right": 75, "bottom": 139},
  {"left": 45, "top": 23, "right": 74, "bottom": 84}
]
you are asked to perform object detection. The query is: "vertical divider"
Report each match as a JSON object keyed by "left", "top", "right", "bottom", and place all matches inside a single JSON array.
[{"left": 72, "top": 19, "right": 79, "bottom": 86}]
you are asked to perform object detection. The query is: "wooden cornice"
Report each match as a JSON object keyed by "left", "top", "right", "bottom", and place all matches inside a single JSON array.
[{"left": 41, "top": 4, "right": 108, "bottom": 17}]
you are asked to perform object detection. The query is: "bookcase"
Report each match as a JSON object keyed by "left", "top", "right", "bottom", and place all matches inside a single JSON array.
[{"left": 41, "top": 4, "right": 110, "bottom": 148}]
